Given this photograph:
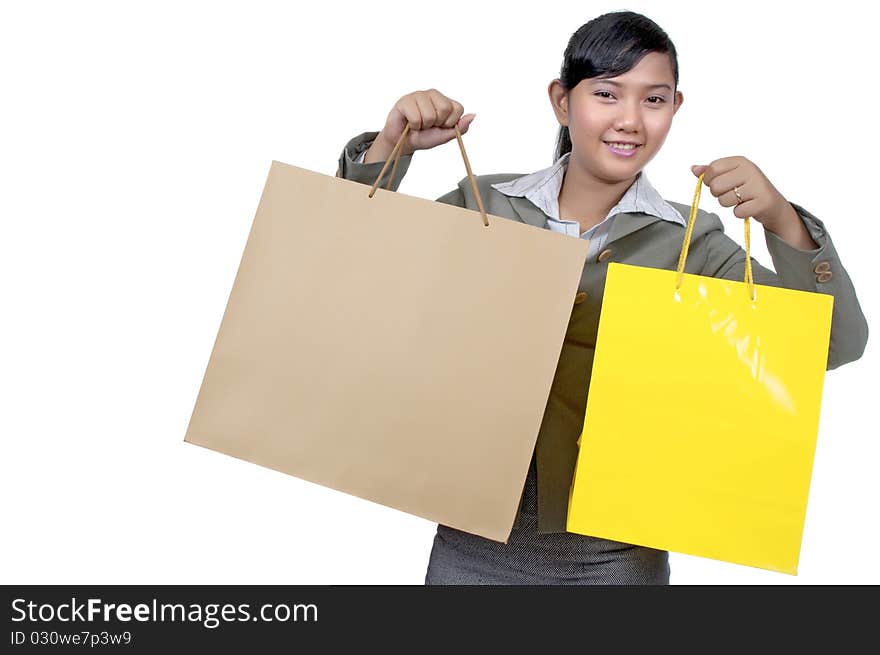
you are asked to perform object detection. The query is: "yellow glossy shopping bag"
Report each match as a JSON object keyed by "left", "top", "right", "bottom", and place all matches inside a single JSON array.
[{"left": 566, "top": 175, "right": 834, "bottom": 575}]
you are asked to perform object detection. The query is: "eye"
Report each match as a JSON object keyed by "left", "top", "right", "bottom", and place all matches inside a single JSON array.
[
  {"left": 646, "top": 96, "right": 666, "bottom": 104},
  {"left": 594, "top": 91, "right": 615, "bottom": 99}
]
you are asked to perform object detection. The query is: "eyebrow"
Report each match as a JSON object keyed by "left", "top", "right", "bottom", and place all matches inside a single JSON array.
[{"left": 592, "top": 79, "right": 673, "bottom": 91}]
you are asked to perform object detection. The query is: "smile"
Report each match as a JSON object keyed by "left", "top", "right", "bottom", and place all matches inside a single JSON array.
[{"left": 603, "top": 141, "right": 642, "bottom": 157}]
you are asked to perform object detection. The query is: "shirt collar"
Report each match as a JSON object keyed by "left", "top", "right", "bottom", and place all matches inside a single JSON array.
[{"left": 489, "top": 151, "right": 685, "bottom": 227}]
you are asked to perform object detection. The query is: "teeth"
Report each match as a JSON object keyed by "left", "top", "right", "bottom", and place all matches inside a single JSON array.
[{"left": 607, "top": 142, "right": 638, "bottom": 150}]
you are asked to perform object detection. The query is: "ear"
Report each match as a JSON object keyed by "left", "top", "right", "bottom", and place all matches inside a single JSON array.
[
  {"left": 672, "top": 90, "right": 684, "bottom": 115},
  {"left": 548, "top": 79, "right": 569, "bottom": 126}
]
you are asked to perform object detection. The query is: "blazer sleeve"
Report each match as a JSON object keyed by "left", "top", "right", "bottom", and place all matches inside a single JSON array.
[
  {"left": 336, "top": 131, "right": 467, "bottom": 209},
  {"left": 700, "top": 202, "right": 869, "bottom": 370},
  {"left": 335, "top": 131, "right": 414, "bottom": 191}
]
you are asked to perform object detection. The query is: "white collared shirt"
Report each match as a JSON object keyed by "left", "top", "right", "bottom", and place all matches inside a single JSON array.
[
  {"left": 490, "top": 152, "right": 686, "bottom": 260},
  {"left": 354, "top": 148, "right": 686, "bottom": 260}
]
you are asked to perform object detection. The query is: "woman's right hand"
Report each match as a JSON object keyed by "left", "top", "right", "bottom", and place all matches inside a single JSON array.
[{"left": 377, "top": 89, "right": 476, "bottom": 157}]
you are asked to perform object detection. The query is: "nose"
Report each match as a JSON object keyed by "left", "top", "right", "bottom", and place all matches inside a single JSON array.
[{"left": 614, "top": 101, "right": 642, "bottom": 133}]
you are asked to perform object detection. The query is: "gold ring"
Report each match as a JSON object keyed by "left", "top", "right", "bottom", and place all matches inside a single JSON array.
[{"left": 734, "top": 186, "right": 743, "bottom": 203}]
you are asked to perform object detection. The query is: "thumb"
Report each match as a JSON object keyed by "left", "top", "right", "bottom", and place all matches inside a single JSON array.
[{"left": 691, "top": 164, "right": 708, "bottom": 177}]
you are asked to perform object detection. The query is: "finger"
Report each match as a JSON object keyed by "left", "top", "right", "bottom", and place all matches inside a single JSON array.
[
  {"left": 693, "top": 157, "right": 741, "bottom": 184},
  {"left": 398, "top": 97, "right": 424, "bottom": 133},
  {"left": 718, "top": 182, "right": 751, "bottom": 209},
  {"left": 710, "top": 169, "right": 749, "bottom": 201},
  {"left": 732, "top": 198, "right": 760, "bottom": 220},
  {"left": 412, "top": 93, "right": 437, "bottom": 130},
  {"left": 450, "top": 113, "right": 476, "bottom": 136},
  {"left": 449, "top": 100, "right": 465, "bottom": 128},
  {"left": 437, "top": 93, "right": 462, "bottom": 129},
  {"left": 458, "top": 113, "right": 476, "bottom": 132},
  {"left": 427, "top": 92, "right": 453, "bottom": 128}
]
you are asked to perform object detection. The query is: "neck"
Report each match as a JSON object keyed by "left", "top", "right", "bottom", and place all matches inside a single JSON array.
[{"left": 558, "top": 154, "right": 638, "bottom": 232}]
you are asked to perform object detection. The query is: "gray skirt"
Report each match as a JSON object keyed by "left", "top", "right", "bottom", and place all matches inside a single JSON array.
[{"left": 424, "top": 452, "right": 670, "bottom": 585}]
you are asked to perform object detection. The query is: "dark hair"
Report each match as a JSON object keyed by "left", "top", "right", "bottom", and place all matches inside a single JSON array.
[{"left": 554, "top": 11, "right": 679, "bottom": 162}]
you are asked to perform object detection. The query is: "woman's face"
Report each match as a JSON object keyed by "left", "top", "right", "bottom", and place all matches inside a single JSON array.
[{"left": 551, "top": 51, "right": 683, "bottom": 183}]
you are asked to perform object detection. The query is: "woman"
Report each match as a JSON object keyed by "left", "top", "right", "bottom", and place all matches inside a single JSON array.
[{"left": 335, "top": 11, "right": 869, "bottom": 584}]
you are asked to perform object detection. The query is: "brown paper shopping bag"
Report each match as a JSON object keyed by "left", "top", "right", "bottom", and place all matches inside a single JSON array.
[{"left": 184, "top": 126, "right": 588, "bottom": 542}]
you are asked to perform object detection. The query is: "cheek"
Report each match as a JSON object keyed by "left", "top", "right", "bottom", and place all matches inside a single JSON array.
[
  {"left": 645, "top": 112, "right": 674, "bottom": 140},
  {"left": 570, "top": 108, "right": 612, "bottom": 139}
]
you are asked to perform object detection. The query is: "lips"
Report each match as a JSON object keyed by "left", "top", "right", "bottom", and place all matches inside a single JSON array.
[
  {"left": 603, "top": 140, "right": 642, "bottom": 148},
  {"left": 603, "top": 141, "right": 642, "bottom": 157}
]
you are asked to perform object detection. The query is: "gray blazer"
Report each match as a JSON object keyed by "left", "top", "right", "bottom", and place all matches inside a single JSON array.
[{"left": 337, "top": 131, "right": 869, "bottom": 534}]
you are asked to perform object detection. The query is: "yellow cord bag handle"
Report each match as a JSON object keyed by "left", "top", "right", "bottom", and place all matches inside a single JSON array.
[{"left": 676, "top": 173, "right": 756, "bottom": 302}]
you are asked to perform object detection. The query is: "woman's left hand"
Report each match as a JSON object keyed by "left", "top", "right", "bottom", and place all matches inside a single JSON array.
[{"left": 691, "top": 157, "right": 798, "bottom": 230}]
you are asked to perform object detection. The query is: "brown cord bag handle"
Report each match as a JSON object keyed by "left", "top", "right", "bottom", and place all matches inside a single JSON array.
[{"left": 367, "top": 123, "right": 490, "bottom": 227}]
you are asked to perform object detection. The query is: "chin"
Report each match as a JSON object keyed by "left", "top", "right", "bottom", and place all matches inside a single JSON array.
[{"left": 596, "top": 166, "right": 641, "bottom": 184}]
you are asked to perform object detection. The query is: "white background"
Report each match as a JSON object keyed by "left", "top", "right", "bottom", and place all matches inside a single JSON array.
[{"left": 1, "top": 0, "right": 876, "bottom": 585}]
